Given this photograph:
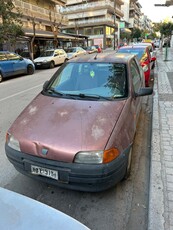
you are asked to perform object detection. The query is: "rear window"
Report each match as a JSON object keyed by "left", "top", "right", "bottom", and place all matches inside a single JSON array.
[
  {"left": 117, "top": 48, "right": 145, "bottom": 60},
  {"left": 44, "top": 62, "right": 128, "bottom": 100}
]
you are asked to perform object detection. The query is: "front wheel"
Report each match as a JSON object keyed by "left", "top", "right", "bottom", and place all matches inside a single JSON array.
[
  {"left": 27, "top": 65, "right": 34, "bottom": 75},
  {"left": 49, "top": 61, "right": 55, "bottom": 68}
]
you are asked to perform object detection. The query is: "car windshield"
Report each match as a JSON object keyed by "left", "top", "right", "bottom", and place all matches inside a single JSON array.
[
  {"left": 40, "top": 50, "right": 54, "bottom": 57},
  {"left": 117, "top": 48, "right": 145, "bottom": 60},
  {"left": 66, "top": 48, "right": 76, "bottom": 53},
  {"left": 44, "top": 62, "right": 128, "bottom": 100}
]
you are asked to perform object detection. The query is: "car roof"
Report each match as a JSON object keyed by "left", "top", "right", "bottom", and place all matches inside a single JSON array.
[
  {"left": 118, "top": 45, "right": 146, "bottom": 50},
  {"left": 68, "top": 51, "right": 135, "bottom": 64}
]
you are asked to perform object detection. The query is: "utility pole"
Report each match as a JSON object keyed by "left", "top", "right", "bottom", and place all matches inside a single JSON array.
[{"left": 114, "top": 0, "right": 116, "bottom": 50}]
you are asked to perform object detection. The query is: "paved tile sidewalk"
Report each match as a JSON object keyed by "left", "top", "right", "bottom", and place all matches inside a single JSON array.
[{"left": 148, "top": 48, "right": 173, "bottom": 230}]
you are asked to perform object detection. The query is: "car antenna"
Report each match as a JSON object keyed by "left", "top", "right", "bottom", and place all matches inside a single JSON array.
[{"left": 94, "top": 54, "right": 98, "bottom": 60}]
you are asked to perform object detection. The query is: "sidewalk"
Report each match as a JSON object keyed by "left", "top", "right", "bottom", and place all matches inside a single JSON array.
[{"left": 148, "top": 47, "right": 173, "bottom": 230}]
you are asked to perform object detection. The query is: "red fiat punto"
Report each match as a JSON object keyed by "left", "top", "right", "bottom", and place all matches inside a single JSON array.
[
  {"left": 5, "top": 52, "right": 153, "bottom": 192},
  {"left": 117, "top": 45, "right": 156, "bottom": 87}
]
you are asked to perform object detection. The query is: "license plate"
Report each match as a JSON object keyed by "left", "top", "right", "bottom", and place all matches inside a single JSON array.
[
  {"left": 31, "top": 165, "right": 58, "bottom": 180},
  {"left": 36, "top": 63, "right": 41, "bottom": 65}
]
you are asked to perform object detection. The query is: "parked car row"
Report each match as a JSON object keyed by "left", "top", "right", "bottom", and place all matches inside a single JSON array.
[
  {"left": 117, "top": 41, "right": 157, "bottom": 87},
  {"left": 0, "top": 47, "right": 88, "bottom": 83},
  {"left": 5, "top": 50, "right": 153, "bottom": 192}
]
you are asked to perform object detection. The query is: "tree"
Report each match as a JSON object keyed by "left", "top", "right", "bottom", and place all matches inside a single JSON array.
[
  {"left": 0, "top": 0, "right": 24, "bottom": 46},
  {"left": 131, "top": 28, "right": 142, "bottom": 41},
  {"left": 159, "top": 22, "right": 173, "bottom": 38},
  {"left": 49, "top": 6, "right": 64, "bottom": 48}
]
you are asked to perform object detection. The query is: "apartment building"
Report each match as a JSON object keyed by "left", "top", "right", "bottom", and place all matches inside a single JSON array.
[
  {"left": 129, "top": 0, "right": 142, "bottom": 30},
  {"left": 60, "top": 0, "right": 124, "bottom": 49},
  {"left": 4, "top": 0, "right": 69, "bottom": 54}
]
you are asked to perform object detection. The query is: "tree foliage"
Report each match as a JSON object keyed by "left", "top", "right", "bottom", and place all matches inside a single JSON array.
[
  {"left": 131, "top": 28, "right": 142, "bottom": 39},
  {"left": 0, "top": 0, "right": 24, "bottom": 45},
  {"left": 159, "top": 22, "right": 173, "bottom": 37}
]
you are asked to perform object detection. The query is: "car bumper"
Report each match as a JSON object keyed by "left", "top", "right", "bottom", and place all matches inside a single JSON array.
[
  {"left": 5, "top": 144, "right": 130, "bottom": 192},
  {"left": 34, "top": 62, "right": 51, "bottom": 68}
]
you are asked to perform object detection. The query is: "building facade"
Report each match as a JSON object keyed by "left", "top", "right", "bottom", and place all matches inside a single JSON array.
[
  {"left": 61, "top": 0, "right": 124, "bottom": 49},
  {"left": 3, "top": 0, "right": 69, "bottom": 55},
  {"left": 129, "top": 0, "right": 142, "bottom": 30}
]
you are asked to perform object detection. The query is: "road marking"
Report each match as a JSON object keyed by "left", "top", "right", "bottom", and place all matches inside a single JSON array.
[{"left": 0, "top": 84, "right": 42, "bottom": 102}]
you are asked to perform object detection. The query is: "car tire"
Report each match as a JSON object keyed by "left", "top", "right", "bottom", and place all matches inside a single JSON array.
[
  {"left": 27, "top": 65, "right": 34, "bottom": 75},
  {"left": 0, "top": 72, "right": 3, "bottom": 83},
  {"left": 50, "top": 61, "right": 55, "bottom": 68},
  {"left": 123, "top": 146, "right": 133, "bottom": 180}
]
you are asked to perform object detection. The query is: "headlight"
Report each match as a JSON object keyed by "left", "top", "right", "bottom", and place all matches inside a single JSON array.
[
  {"left": 6, "top": 133, "right": 20, "bottom": 151},
  {"left": 74, "top": 148, "right": 120, "bottom": 164},
  {"left": 43, "top": 59, "right": 48, "bottom": 63}
]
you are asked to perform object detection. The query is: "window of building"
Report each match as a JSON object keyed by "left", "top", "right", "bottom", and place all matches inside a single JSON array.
[
  {"left": 84, "top": 28, "right": 92, "bottom": 35},
  {"left": 94, "top": 27, "right": 103, "bottom": 35}
]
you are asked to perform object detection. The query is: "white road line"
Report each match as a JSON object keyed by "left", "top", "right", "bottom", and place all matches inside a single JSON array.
[{"left": 0, "top": 84, "right": 42, "bottom": 102}]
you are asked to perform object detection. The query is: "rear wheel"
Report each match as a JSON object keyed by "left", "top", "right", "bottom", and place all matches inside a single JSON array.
[
  {"left": 49, "top": 61, "right": 55, "bottom": 68},
  {"left": 0, "top": 72, "right": 3, "bottom": 83},
  {"left": 27, "top": 65, "right": 34, "bottom": 75}
]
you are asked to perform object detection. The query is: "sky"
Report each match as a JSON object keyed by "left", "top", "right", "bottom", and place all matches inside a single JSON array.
[{"left": 138, "top": 0, "right": 173, "bottom": 22}]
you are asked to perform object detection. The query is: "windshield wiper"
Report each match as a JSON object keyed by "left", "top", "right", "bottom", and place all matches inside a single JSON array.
[
  {"left": 68, "top": 93, "right": 113, "bottom": 101},
  {"left": 46, "top": 88, "right": 66, "bottom": 96}
]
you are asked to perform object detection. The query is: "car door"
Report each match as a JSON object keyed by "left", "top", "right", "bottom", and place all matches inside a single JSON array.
[
  {"left": 0, "top": 52, "right": 14, "bottom": 77},
  {"left": 53, "top": 50, "right": 61, "bottom": 65},
  {"left": 59, "top": 50, "right": 67, "bottom": 63},
  {"left": 130, "top": 58, "right": 143, "bottom": 129},
  {"left": 7, "top": 53, "right": 26, "bottom": 75}
]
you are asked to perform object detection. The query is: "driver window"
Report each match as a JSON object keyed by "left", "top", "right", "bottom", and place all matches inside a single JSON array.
[{"left": 130, "top": 60, "right": 142, "bottom": 92}]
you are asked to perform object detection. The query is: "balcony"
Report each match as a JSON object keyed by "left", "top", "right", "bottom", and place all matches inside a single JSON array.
[
  {"left": 14, "top": 0, "right": 68, "bottom": 26},
  {"left": 66, "top": 16, "right": 119, "bottom": 28},
  {"left": 60, "top": 1, "right": 123, "bottom": 18}
]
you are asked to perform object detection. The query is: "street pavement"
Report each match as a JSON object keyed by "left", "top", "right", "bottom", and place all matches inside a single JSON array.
[{"left": 148, "top": 47, "right": 173, "bottom": 230}]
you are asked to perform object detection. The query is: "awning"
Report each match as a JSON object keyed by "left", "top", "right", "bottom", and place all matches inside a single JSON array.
[{"left": 23, "top": 29, "right": 84, "bottom": 40}]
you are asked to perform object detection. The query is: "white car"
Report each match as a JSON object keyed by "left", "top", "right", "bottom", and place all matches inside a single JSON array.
[
  {"left": 34, "top": 49, "right": 67, "bottom": 69},
  {"left": 66, "top": 47, "right": 87, "bottom": 60},
  {"left": 0, "top": 187, "right": 90, "bottom": 230}
]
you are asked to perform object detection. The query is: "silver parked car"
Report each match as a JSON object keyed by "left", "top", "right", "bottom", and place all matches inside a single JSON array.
[{"left": 66, "top": 47, "right": 87, "bottom": 60}]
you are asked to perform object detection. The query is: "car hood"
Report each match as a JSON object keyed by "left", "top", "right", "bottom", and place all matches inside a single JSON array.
[
  {"left": 67, "top": 53, "right": 75, "bottom": 58},
  {"left": 9, "top": 94, "right": 126, "bottom": 162},
  {"left": 34, "top": 57, "right": 51, "bottom": 62}
]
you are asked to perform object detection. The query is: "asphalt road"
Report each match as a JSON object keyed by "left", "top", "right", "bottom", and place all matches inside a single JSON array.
[{"left": 0, "top": 67, "right": 153, "bottom": 230}]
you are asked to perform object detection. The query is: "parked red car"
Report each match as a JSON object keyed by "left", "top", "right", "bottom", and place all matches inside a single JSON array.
[
  {"left": 5, "top": 52, "right": 152, "bottom": 192},
  {"left": 94, "top": 45, "right": 102, "bottom": 53},
  {"left": 117, "top": 45, "right": 156, "bottom": 87}
]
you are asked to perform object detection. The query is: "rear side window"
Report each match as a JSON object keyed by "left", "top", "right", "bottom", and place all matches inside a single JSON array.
[
  {"left": 0, "top": 53, "right": 7, "bottom": 61},
  {"left": 7, "top": 53, "right": 20, "bottom": 61}
]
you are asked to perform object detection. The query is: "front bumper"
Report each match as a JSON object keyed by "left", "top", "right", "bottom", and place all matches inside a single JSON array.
[
  {"left": 34, "top": 61, "right": 51, "bottom": 69},
  {"left": 5, "top": 144, "right": 130, "bottom": 192}
]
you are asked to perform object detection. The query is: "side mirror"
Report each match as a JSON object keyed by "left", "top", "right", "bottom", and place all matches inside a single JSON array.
[
  {"left": 151, "top": 57, "right": 156, "bottom": 62},
  {"left": 135, "top": 87, "right": 153, "bottom": 97}
]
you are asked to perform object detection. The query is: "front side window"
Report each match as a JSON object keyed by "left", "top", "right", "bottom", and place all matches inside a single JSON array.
[
  {"left": 130, "top": 60, "right": 142, "bottom": 92},
  {"left": 44, "top": 62, "right": 128, "bottom": 100},
  {"left": 40, "top": 50, "right": 54, "bottom": 57}
]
